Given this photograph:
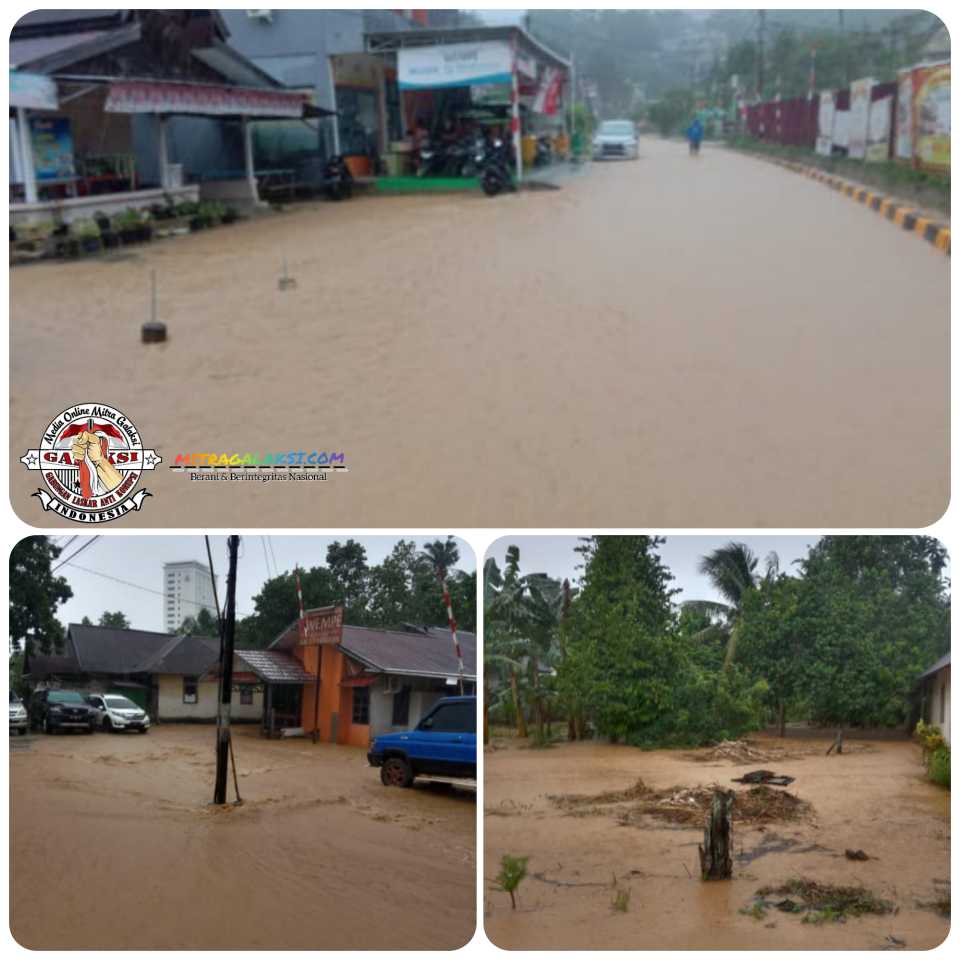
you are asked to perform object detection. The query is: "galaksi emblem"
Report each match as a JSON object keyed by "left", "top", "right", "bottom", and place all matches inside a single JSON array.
[{"left": 20, "top": 403, "right": 161, "bottom": 522}]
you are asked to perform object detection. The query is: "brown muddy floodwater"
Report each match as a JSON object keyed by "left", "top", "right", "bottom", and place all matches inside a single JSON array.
[
  {"left": 484, "top": 734, "right": 949, "bottom": 950},
  {"left": 10, "top": 137, "right": 949, "bottom": 528},
  {"left": 10, "top": 725, "right": 475, "bottom": 949}
]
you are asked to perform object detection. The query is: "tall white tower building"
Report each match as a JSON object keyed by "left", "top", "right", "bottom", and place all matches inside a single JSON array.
[{"left": 163, "top": 560, "right": 217, "bottom": 633}]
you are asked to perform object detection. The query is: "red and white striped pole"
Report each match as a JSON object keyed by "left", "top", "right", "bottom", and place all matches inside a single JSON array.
[
  {"left": 295, "top": 568, "right": 306, "bottom": 641},
  {"left": 511, "top": 34, "right": 523, "bottom": 186},
  {"left": 439, "top": 573, "right": 465, "bottom": 695}
]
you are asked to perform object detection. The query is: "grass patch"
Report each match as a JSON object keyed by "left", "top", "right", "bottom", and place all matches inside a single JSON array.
[
  {"left": 725, "top": 135, "right": 950, "bottom": 217},
  {"left": 611, "top": 887, "right": 631, "bottom": 913},
  {"left": 749, "top": 878, "right": 895, "bottom": 924}
]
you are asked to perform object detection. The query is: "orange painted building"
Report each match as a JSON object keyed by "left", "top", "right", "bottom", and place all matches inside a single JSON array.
[{"left": 266, "top": 612, "right": 478, "bottom": 748}]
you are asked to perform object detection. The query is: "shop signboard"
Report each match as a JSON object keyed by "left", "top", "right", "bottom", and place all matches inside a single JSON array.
[
  {"left": 398, "top": 40, "right": 513, "bottom": 90},
  {"left": 470, "top": 83, "right": 511, "bottom": 106},
  {"left": 865, "top": 95, "right": 892, "bottom": 163},
  {"left": 29, "top": 116, "right": 75, "bottom": 181},
  {"left": 912, "top": 62, "right": 950, "bottom": 171},
  {"left": 298, "top": 605, "right": 344, "bottom": 646},
  {"left": 848, "top": 77, "right": 874, "bottom": 159},
  {"left": 10, "top": 70, "right": 58, "bottom": 111},
  {"left": 895, "top": 68, "right": 914, "bottom": 161},
  {"left": 815, "top": 90, "right": 834, "bottom": 155}
]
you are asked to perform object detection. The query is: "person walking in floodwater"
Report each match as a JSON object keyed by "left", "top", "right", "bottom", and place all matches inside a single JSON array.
[{"left": 687, "top": 116, "right": 704, "bottom": 156}]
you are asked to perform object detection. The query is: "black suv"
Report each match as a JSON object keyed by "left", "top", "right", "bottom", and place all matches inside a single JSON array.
[{"left": 29, "top": 689, "right": 96, "bottom": 734}]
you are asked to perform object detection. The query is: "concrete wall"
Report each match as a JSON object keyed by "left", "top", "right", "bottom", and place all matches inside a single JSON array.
[
  {"left": 927, "top": 666, "right": 951, "bottom": 747},
  {"left": 156, "top": 674, "right": 262, "bottom": 723}
]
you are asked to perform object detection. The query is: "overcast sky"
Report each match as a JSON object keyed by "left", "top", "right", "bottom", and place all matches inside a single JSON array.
[
  {"left": 486, "top": 536, "right": 851, "bottom": 604},
  {"left": 51, "top": 536, "right": 474, "bottom": 634}
]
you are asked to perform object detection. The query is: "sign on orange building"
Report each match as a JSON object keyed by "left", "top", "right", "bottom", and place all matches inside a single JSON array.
[{"left": 298, "top": 605, "right": 344, "bottom": 646}]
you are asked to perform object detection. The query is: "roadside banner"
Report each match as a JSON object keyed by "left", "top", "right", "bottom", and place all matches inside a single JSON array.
[
  {"left": 815, "top": 90, "right": 834, "bottom": 155},
  {"left": 398, "top": 40, "right": 513, "bottom": 90},
  {"left": 831, "top": 109, "right": 850, "bottom": 150},
  {"left": 912, "top": 62, "right": 950, "bottom": 171},
  {"left": 895, "top": 68, "right": 914, "bottom": 161},
  {"left": 532, "top": 66, "right": 564, "bottom": 115},
  {"left": 865, "top": 95, "right": 892, "bottom": 162},
  {"left": 848, "top": 77, "right": 874, "bottom": 159}
]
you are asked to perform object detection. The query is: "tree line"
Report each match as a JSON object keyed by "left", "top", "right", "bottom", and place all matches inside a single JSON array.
[
  {"left": 9, "top": 537, "right": 475, "bottom": 663},
  {"left": 484, "top": 535, "right": 949, "bottom": 747}
]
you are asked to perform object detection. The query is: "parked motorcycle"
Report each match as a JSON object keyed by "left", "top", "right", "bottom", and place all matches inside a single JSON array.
[
  {"left": 477, "top": 138, "right": 515, "bottom": 197},
  {"left": 533, "top": 135, "right": 553, "bottom": 168},
  {"left": 323, "top": 155, "right": 353, "bottom": 201}
]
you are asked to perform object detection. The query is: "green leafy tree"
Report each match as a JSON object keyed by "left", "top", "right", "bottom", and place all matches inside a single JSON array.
[
  {"left": 98, "top": 610, "right": 130, "bottom": 630},
  {"left": 178, "top": 607, "right": 220, "bottom": 638},
  {"left": 794, "top": 536, "right": 949, "bottom": 729},
  {"left": 9, "top": 537, "right": 73, "bottom": 655},
  {"left": 326, "top": 539, "right": 371, "bottom": 623}
]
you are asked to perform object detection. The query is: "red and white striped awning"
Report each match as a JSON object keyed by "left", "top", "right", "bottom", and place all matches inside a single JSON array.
[{"left": 104, "top": 80, "right": 306, "bottom": 118}]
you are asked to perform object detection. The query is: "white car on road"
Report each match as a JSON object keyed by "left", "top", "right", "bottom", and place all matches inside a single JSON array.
[
  {"left": 592, "top": 120, "right": 639, "bottom": 160},
  {"left": 86, "top": 693, "right": 151, "bottom": 733}
]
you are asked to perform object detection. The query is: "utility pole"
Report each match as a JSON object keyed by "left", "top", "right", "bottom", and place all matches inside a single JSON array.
[
  {"left": 213, "top": 535, "right": 239, "bottom": 805},
  {"left": 756, "top": 10, "right": 766, "bottom": 100},
  {"left": 839, "top": 10, "right": 850, "bottom": 86}
]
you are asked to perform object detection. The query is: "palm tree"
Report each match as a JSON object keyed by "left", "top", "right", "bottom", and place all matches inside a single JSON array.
[
  {"left": 684, "top": 541, "right": 779, "bottom": 669},
  {"left": 421, "top": 538, "right": 464, "bottom": 694}
]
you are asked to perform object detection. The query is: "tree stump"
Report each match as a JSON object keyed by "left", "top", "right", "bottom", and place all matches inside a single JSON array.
[
  {"left": 698, "top": 788, "right": 734, "bottom": 880},
  {"left": 826, "top": 728, "right": 844, "bottom": 756}
]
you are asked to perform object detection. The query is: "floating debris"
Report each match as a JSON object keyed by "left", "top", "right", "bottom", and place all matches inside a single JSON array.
[
  {"left": 733, "top": 770, "right": 796, "bottom": 786},
  {"left": 745, "top": 878, "right": 895, "bottom": 925}
]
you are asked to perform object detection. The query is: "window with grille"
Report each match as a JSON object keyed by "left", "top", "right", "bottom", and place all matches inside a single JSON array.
[{"left": 352, "top": 686, "right": 370, "bottom": 725}]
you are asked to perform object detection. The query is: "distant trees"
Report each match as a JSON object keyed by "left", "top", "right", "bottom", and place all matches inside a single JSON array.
[
  {"left": 9, "top": 537, "right": 72, "bottom": 656},
  {"left": 178, "top": 607, "right": 219, "bottom": 638},
  {"left": 98, "top": 611, "right": 131, "bottom": 630},
  {"left": 486, "top": 535, "right": 949, "bottom": 749}
]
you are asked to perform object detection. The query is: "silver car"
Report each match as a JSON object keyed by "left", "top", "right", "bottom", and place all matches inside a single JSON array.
[
  {"left": 86, "top": 693, "right": 151, "bottom": 733},
  {"left": 9, "top": 695, "right": 28, "bottom": 736},
  {"left": 592, "top": 120, "right": 639, "bottom": 160}
]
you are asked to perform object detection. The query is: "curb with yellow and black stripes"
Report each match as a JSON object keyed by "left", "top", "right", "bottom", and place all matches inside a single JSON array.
[{"left": 766, "top": 157, "right": 950, "bottom": 256}]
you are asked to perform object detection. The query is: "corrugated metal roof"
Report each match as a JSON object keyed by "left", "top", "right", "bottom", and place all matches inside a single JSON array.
[
  {"left": 918, "top": 652, "right": 950, "bottom": 681},
  {"left": 143, "top": 635, "right": 220, "bottom": 676},
  {"left": 10, "top": 30, "right": 110, "bottom": 69},
  {"left": 237, "top": 649, "right": 315, "bottom": 684},
  {"left": 68, "top": 623, "right": 174, "bottom": 674},
  {"left": 339, "top": 624, "right": 477, "bottom": 679}
]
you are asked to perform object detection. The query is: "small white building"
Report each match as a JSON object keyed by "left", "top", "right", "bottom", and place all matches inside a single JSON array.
[{"left": 918, "top": 652, "right": 951, "bottom": 747}]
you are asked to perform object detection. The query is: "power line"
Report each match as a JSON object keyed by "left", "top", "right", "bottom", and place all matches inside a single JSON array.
[
  {"left": 52, "top": 536, "right": 100, "bottom": 573},
  {"left": 61, "top": 560, "right": 252, "bottom": 618}
]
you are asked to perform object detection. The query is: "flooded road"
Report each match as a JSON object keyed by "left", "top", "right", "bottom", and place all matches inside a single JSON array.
[
  {"left": 10, "top": 726, "right": 475, "bottom": 949},
  {"left": 10, "top": 137, "right": 948, "bottom": 528},
  {"left": 484, "top": 734, "right": 949, "bottom": 950}
]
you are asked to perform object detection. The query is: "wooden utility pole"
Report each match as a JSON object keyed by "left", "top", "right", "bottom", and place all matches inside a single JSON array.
[
  {"left": 213, "top": 535, "right": 240, "bottom": 805},
  {"left": 756, "top": 10, "right": 766, "bottom": 100},
  {"left": 839, "top": 10, "right": 851, "bottom": 86},
  {"left": 698, "top": 789, "right": 734, "bottom": 880}
]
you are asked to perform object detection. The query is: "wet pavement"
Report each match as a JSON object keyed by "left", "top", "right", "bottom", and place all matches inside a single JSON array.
[{"left": 10, "top": 137, "right": 948, "bottom": 528}]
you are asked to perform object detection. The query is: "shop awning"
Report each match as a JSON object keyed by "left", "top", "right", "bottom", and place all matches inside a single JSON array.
[
  {"left": 10, "top": 70, "right": 58, "bottom": 110},
  {"left": 104, "top": 80, "right": 307, "bottom": 118}
]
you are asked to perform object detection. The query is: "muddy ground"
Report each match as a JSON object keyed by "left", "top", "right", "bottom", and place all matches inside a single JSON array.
[
  {"left": 9, "top": 725, "right": 475, "bottom": 949},
  {"left": 483, "top": 734, "right": 949, "bottom": 950},
  {"left": 10, "top": 137, "right": 949, "bottom": 528}
]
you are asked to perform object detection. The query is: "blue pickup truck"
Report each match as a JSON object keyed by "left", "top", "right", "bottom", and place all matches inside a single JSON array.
[{"left": 367, "top": 695, "right": 476, "bottom": 788}]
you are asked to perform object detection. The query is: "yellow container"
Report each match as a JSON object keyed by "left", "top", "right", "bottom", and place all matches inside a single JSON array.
[{"left": 521, "top": 135, "right": 538, "bottom": 167}]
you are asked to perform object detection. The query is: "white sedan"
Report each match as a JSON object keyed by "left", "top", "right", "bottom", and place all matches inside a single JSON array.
[
  {"left": 592, "top": 120, "right": 640, "bottom": 160},
  {"left": 86, "top": 693, "right": 151, "bottom": 733}
]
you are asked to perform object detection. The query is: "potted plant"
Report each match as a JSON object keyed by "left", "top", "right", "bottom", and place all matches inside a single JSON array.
[
  {"left": 113, "top": 209, "right": 139, "bottom": 245},
  {"left": 221, "top": 205, "right": 239, "bottom": 225},
  {"left": 71, "top": 218, "right": 102, "bottom": 255}
]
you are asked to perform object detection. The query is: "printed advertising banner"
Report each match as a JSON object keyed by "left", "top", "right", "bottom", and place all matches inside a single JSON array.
[
  {"left": 865, "top": 96, "right": 892, "bottom": 163},
  {"left": 398, "top": 40, "right": 513, "bottom": 90},
  {"left": 831, "top": 109, "right": 850, "bottom": 149},
  {"left": 848, "top": 77, "right": 874, "bottom": 159},
  {"left": 895, "top": 69, "right": 914, "bottom": 160},
  {"left": 815, "top": 90, "right": 834, "bottom": 155},
  {"left": 29, "top": 116, "right": 75, "bottom": 180},
  {"left": 10, "top": 71, "right": 58, "bottom": 111},
  {"left": 913, "top": 63, "right": 950, "bottom": 171}
]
